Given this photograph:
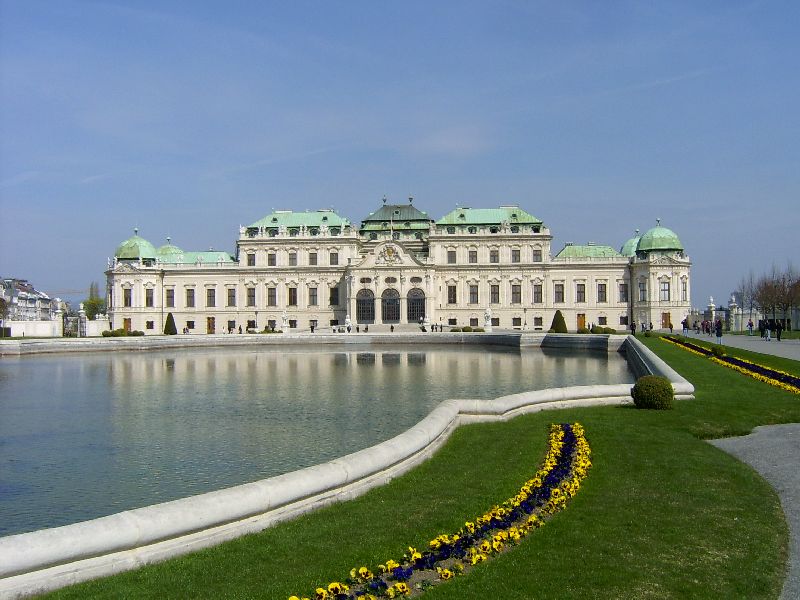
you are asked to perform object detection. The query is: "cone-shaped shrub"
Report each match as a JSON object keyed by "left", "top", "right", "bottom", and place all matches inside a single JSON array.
[
  {"left": 164, "top": 312, "right": 177, "bottom": 335},
  {"left": 550, "top": 309, "right": 568, "bottom": 333}
]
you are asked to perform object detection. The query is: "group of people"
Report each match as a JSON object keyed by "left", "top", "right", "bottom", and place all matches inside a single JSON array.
[{"left": 748, "top": 318, "right": 785, "bottom": 341}]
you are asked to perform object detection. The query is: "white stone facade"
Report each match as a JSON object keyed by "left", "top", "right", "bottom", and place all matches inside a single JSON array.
[{"left": 106, "top": 203, "right": 692, "bottom": 334}]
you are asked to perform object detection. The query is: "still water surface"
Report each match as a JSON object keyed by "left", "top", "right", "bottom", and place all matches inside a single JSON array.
[{"left": 0, "top": 344, "right": 633, "bottom": 536}]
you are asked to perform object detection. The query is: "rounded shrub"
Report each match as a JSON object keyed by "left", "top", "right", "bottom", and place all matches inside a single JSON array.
[
  {"left": 473, "top": 327, "right": 485, "bottom": 332},
  {"left": 461, "top": 326, "right": 473, "bottom": 332},
  {"left": 577, "top": 327, "right": 590, "bottom": 334},
  {"left": 631, "top": 375, "right": 674, "bottom": 410},
  {"left": 603, "top": 327, "right": 617, "bottom": 334},
  {"left": 711, "top": 344, "right": 726, "bottom": 358},
  {"left": 450, "top": 327, "right": 462, "bottom": 332}
]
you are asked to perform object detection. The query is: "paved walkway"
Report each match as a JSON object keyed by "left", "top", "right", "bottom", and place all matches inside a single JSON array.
[
  {"left": 685, "top": 330, "right": 800, "bottom": 361},
  {"left": 706, "top": 339, "right": 800, "bottom": 599}
]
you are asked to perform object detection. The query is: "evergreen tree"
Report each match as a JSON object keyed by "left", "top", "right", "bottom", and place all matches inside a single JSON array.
[
  {"left": 82, "top": 281, "right": 106, "bottom": 320},
  {"left": 164, "top": 312, "right": 177, "bottom": 335},
  {"left": 550, "top": 309, "right": 568, "bottom": 333}
]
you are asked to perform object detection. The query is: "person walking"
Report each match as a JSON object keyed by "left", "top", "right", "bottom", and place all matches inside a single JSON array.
[
  {"left": 747, "top": 319, "right": 754, "bottom": 336},
  {"left": 630, "top": 321, "right": 636, "bottom": 336},
  {"left": 776, "top": 321, "right": 783, "bottom": 341},
  {"left": 765, "top": 321, "right": 772, "bottom": 341},
  {"left": 682, "top": 318, "right": 688, "bottom": 336},
  {"left": 715, "top": 319, "right": 723, "bottom": 344}
]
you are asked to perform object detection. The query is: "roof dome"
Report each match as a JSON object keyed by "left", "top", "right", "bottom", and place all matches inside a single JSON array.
[
  {"left": 636, "top": 221, "right": 683, "bottom": 253},
  {"left": 620, "top": 230, "right": 641, "bottom": 256},
  {"left": 115, "top": 229, "right": 157, "bottom": 260},
  {"left": 157, "top": 237, "right": 183, "bottom": 256}
]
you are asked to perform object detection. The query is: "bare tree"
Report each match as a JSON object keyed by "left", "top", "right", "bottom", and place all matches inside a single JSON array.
[{"left": 736, "top": 270, "right": 758, "bottom": 320}]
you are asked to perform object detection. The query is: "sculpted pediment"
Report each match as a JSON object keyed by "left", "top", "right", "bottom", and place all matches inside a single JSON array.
[
  {"left": 352, "top": 242, "right": 424, "bottom": 269},
  {"left": 114, "top": 262, "right": 141, "bottom": 274}
]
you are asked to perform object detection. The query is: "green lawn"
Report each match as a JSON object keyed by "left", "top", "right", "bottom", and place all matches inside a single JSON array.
[{"left": 43, "top": 338, "right": 800, "bottom": 599}]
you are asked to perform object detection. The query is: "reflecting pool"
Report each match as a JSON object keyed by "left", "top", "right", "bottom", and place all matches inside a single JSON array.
[{"left": 0, "top": 344, "right": 633, "bottom": 536}]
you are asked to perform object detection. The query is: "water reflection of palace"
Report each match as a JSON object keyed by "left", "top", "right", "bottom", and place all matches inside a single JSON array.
[{"left": 107, "top": 198, "right": 691, "bottom": 335}]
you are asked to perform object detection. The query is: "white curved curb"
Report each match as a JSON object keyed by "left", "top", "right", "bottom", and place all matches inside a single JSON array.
[{"left": 0, "top": 335, "right": 693, "bottom": 599}]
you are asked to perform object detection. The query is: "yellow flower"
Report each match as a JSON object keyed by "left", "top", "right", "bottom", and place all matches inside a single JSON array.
[
  {"left": 439, "top": 568, "right": 453, "bottom": 580},
  {"left": 358, "top": 566, "right": 373, "bottom": 579},
  {"left": 394, "top": 582, "right": 411, "bottom": 595},
  {"left": 464, "top": 521, "right": 475, "bottom": 533},
  {"left": 327, "top": 582, "right": 348, "bottom": 595},
  {"left": 385, "top": 559, "right": 399, "bottom": 570},
  {"left": 314, "top": 589, "right": 328, "bottom": 600}
]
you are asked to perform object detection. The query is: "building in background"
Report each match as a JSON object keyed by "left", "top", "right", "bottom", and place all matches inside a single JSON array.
[
  {"left": 1, "top": 278, "right": 58, "bottom": 321},
  {"left": 106, "top": 199, "right": 692, "bottom": 334}
]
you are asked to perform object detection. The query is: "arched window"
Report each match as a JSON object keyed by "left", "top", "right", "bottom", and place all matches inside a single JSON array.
[
  {"left": 381, "top": 288, "right": 400, "bottom": 323},
  {"left": 356, "top": 289, "right": 375, "bottom": 323},
  {"left": 407, "top": 288, "right": 425, "bottom": 322}
]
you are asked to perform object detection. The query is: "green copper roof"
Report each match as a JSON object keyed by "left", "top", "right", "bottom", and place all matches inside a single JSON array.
[
  {"left": 555, "top": 244, "right": 622, "bottom": 259},
  {"left": 436, "top": 206, "right": 542, "bottom": 226},
  {"left": 157, "top": 250, "right": 235, "bottom": 265},
  {"left": 620, "top": 232, "right": 641, "bottom": 257},
  {"left": 359, "top": 203, "right": 433, "bottom": 232},
  {"left": 115, "top": 229, "right": 157, "bottom": 260},
  {"left": 636, "top": 222, "right": 684, "bottom": 252},
  {"left": 157, "top": 238, "right": 184, "bottom": 256},
  {"left": 249, "top": 209, "right": 350, "bottom": 229}
]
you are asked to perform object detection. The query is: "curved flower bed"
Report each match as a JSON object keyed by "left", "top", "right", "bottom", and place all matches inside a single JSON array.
[
  {"left": 289, "top": 422, "right": 591, "bottom": 600},
  {"left": 662, "top": 336, "right": 800, "bottom": 394}
]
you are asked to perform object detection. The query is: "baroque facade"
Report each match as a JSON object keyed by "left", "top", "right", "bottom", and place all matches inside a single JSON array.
[{"left": 106, "top": 200, "right": 691, "bottom": 334}]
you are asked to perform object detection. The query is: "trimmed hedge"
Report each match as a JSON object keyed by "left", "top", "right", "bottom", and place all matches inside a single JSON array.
[
  {"left": 550, "top": 310, "right": 568, "bottom": 333},
  {"left": 631, "top": 375, "right": 674, "bottom": 410}
]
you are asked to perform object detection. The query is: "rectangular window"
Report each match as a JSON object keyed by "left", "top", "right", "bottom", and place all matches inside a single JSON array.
[
  {"left": 247, "top": 253, "right": 255, "bottom": 266},
  {"left": 227, "top": 288, "right": 236, "bottom": 307},
  {"left": 511, "top": 249, "right": 520, "bottom": 263},
  {"left": 185, "top": 288, "right": 195, "bottom": 308},
  {"left": 468, "top": 250, "right": 477, "bottom": 264},
  {"left": 123, "top": 288, "right": 132, "bottom": 307},
  {"left": 447, "top": 250, "right": 457, "bottom": 264},
  {"left": 267, "top": 287, "right": 277, "bottom": 306},
  {"left": 146, "top": 320, "right": 154, "bottom": 330},
  {"left": 490, "top": 249, "right": 499, "bottom": 263},
  {"left": 166, "top": 289, "right": 174, "bottom": 308},
  {"left": 576, "top": 284, "right": 586, "bottom": 303},
  {"left": 638, "top": 282, "right": 647, "bottom": 302},
  {"left": 469, "top": 285, "right": 479, "bottom": 304},
  {"left": 145, "top": 288, "right": 154, "bottom": 308},
  {"left": 309, "top": 287, "right": 318, "bottom": 306},
  {"left": 490, "top": 284, "right": 500, "bottom": 304},
  {"left": 267, "top": 253, "right": 276, "bottom": 266},
  {"left": 619, "top": 315, "right": 629, "bottom": 326},
  {"left": 309, "top": 252, "right": 318, "bottom": 266},
  {"left": 534, "top": 316, "right": 543, "bottom": 327},
  {"left": 288, "top": 252, "right": 297, "bottom": 267},
  {"left": 247, "top": 319, "right": 256, "bottom": 330},
  {"left": 512, "top": 317, "right": 522, "bottom": 327},
  {"left": 447, "top": 285, "right": 457, "bottom": 304},
  {"left": 598, "top": 316, "right": 607, "bottom": 325},
  {"left": 619, "top": 283, "right": 629, "bottom": 303},
  {"left": 532, "top": 249, "right": 543, "bottom": 262},
  {"left": 329, "top": 286, "right": 339, "bottom": 306},
  {"left": 533, "top": 284, "right": 543, "bottom": 304},
  {"left": 330, "top": 251, "right": 339, "bottom": 266},
  {"left": 289, "top": 319, "right": 297, "bottom": 329},
  {"left": 470, "top": 317, "right": 479, "bottom": 327},
  {"left": 554, "top": 283, "right": 564, "bottom": 303},
  {"left": 491, "top": 317, "right": 500, "bottom": 327},
  {"left": 186, "top": 320, "right": 195, "bottom": 330},
  {"left": 681, "top": 280, "right": 688, "bottom": 302},
  {"left": 597, "top": 283, "right": 607, "bottom": 303},
  {"left": 206, "top": 288, "right": 216, "bottom": 307},
  {"left": 448, "top": 318, "right": 457, "bottom": 326},
  {"left": 511, "top": 284, "right": 521, "bottom": 304},
  {"left": 247, "top": 287, "right": 256, "bottom": 307},
  {"left": 660, "top": 281, "right": 670, "bottom": 301}
]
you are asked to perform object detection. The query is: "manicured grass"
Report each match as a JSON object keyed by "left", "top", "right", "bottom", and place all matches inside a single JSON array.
[
  {"left": 44, "top": 338, "right": 800, "bottom": 599},
  {"left": 669, "top": 333, "right": 800, "bottom": 378},
  {"left": 729, "top": 330, "right": 800, "bottom": 340}
]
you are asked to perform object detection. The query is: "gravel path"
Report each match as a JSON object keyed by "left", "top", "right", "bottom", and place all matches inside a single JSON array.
[{"left": 710, "top": 424, "right": 800, "bottom": 599}]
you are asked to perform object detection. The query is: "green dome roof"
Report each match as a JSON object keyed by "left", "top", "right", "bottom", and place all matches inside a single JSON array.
[
  {"left": 620, "top": 230, "right": 641, "bottom": 256},
  {"left": 115, "top": 229, "right": 157, "bottom": 260},
  {"left": 157, "top": 238, "right": 183, "bottom": 256},
  {"left": 636, "top": 221, "right": 683, "bottom": 252}
]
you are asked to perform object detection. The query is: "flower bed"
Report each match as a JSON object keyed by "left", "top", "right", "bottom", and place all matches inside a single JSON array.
[
  {"left": 289, "top": 422, "right": 591, "bottom": 599},
  {"left": 662, "top": 336, "right": 800, "bottom": 394}
]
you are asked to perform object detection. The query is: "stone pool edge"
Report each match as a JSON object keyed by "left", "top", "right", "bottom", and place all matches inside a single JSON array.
[{"left": 0, "top": 335, "right": 691, "bottom": 599}]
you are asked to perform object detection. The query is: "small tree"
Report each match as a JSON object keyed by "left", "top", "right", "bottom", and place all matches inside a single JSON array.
[
  {"left": 82, "top": 281, "right": 106, "bottom": 320},
  {"left": 164, "top": 312, "right": 177, "bottom": 335},
  {"left": 550, "top": 309, "right": 568, "bottom": 333}
]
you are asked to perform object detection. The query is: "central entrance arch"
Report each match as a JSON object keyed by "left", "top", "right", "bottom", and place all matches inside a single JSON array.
[
  {"left": 381, "top": 288, "right": 400, "bottom": 323},
  {"left": 356, "top": 289, "right": 375, "bottom": 323},
  {"left": 407, "top": 288, "right": 425, "bottom": 323}
]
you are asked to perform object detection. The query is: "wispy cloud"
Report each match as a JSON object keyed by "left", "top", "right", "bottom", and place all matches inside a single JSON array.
[
  {"left": 406, "top": 126, "right": 492, "bottom": 158},
  {"left": 593, "top": 69, "right": 717, "bottom": 98},
  {"left": 209, "top": 145, "right": 348, "bottom": 178}
]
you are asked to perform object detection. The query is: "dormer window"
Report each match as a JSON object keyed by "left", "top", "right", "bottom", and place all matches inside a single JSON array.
[
  {"left": 511, "top": 225, "right": 519, "bottom": 233},
  {"left": 468, "top": 226, "right": 477, "bottom": 234},
  {"left": 447, "top": 226, "right": 455, "bottom": 234},
  {"left": 459, "top": 213, "right": 466, "bottom": 220},
  {"left": 322, "top": 216, "right": 328, "bottom": 222},
  {"left": 271, "top": 217, "right": 278, "bottom": 223},
  {"left": 490, "top": 227, "right": 499, "bottom": 234},
  {"left": 370, "top": 232, "right": 378, "bottom": 240}
]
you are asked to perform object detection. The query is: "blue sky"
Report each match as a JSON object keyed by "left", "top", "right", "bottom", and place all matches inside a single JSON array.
[{"left": 1, "top": 0, "right": 798, "bottom": 306}]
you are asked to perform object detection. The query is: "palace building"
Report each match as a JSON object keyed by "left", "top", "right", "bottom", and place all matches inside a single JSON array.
[{"left": 106, "top": 199, "right": 691, "bottom": 334}]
